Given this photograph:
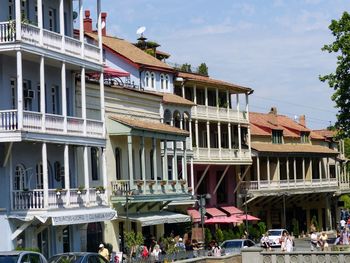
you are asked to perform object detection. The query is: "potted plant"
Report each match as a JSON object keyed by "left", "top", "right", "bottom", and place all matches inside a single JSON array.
[
  {"left": 55, "top": 188, "right": 64, "bottom": 196},
  {"left": 159, "top": 180, "right": 167, "bottom": 186},
  {"left": 147, "top": 180, "right": 156, "bottom": 187},
  {"left": 169, "top": 180, "right": 177, "bottom": 186},
  {"left": 135, "top": 180, "right": 144, "bottom": 187},
  {"left": 77, "top": 186, "right": 85, "bottom": 195},
  {"left": 95, "top": 186, "right": 105, "bottom": 194},
  {"left": 179, "top": 179, "right": 187, "bottom": 186}
]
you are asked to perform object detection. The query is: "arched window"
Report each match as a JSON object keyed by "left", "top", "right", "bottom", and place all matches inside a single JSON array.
[
  {"left": 115, "top": 147, "right": 122, "bottom": 180},
  {"left": 91, "top": 147, "right": 100, "bottom": 181},
  {"left": 173, "top": 111, "right": 181, "bottom": 128},
  {"left": 164, "top": 109, "right": 172, "bottom": 125},
  {"left": 160, "top": 74, "right": 165, "bottom": 90},
  {"left": 14, "top": 164, "right": 26, "bottom": 190},
  {"left": 145, "top": 71, "right": 150, "bottom": 88},
  {"left": 150, "top": 72, "right": 156, "bottom": 88},
  {"left": 165, "top": 74, "right": 169, "bottom": 89}
]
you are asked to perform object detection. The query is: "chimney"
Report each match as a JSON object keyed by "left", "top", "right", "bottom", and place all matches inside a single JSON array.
[
  {"left": 269, "top": 107, "right": 277, "bottom": 115},
  {"left": 83, "top": 10, "right": 92, "bottom": 33},
  {"left": 101, "top": 12, "right": 107, "bottom": 36},
  {"left": 268, "top": 107, "right": 278, "bottom": 126},
  {"left": 299, "top": 115, "right": 306, "bottom": 127}
]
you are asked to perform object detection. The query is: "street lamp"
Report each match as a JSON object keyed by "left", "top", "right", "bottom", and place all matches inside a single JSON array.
[
  {"left": 239, "top": 191, "right": 253, "bottom": 238},
  {"left": 195, "top": 193, "right": 211, "bottom": 243}
]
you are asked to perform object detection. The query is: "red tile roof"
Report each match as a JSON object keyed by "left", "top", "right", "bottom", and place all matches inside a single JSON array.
[{"left": 251, "top": 143, "right": 338, "bottom": 154}]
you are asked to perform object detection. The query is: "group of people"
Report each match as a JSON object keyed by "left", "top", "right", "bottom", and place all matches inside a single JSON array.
[
  {"left": 261, "top": 231, "right": 294, "bottom": 252},
  {"left": 310, "top": 231, "right": 329, "bottom": 251}
]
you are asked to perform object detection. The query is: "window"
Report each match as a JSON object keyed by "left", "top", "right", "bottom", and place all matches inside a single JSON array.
[
  {"left": 167, "top": 156, "right": 173, "bottom": 180},
  {"left": 91, "top": 148, "right": 99, "bottom": 181},
  {"left": 10, "top": 78, "right": 16, "bottom": 109},
  {"left": 48, "top": 8, "right": 57, "bottom": 32},
  {"left": 272, "top": 130, "right": 283, "bottom": 144},
  {"left": 160, "top": 74, "right": 165, "bottom": 89},
  {"left": 301, "top": 132, "right": 310, "bottom": 143},
  {"left": 144, "top": 71, "right": 150, "bottom": 88},
  {"left": 14, "top": 164, "right": 26, "bottom": 190},
  {"left": 51, "top": 85, "right": 59, "bottom": 114},
  {"left": 23, "top": 80, "right": 32, "bottom": 111},
  {"left": 36, "top": 163, "right": 43, "bottom": 189},
  {"left": 197, "top": 89, "right": 205, "bottom": 105},
  {"left": 8, "top": 0, "right": 14, "bottom": 20},
  {"left": 150, "top": 72, "right": 155, "bottom": 88},
  {"left": 35, "top": 5, "right": 38, "bottom": 25},
  {"left": 21, "top": 0, "right": 28, "bottom": 20},
  {"left": 115, "top": 147, "right": 121, "bottom": 180},
  {"left": 165, "top": 75, "right": 169, "bottom": 89}
]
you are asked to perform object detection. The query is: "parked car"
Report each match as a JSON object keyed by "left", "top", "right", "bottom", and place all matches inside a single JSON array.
[
  {"left": 0, "top": 251, "right": 47, "bottom": 263},
  {"left": 48, "top": 253, "right": 108, "bottom": 263},
  {"left": 220, "top": 239, "right": 256, "bottom": 255},
  {"left": 266, "top": 229, "right": 288, "bottom": 247}
]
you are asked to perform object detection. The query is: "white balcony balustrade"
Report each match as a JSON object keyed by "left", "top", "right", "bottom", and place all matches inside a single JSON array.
[
  {"left": 192, "top": 105, "right": 248, "bottom": 123},
  {"left": 193, "top": 147, "right": 251, "bottom": 162},
  {"left": 0, "top": 110, "right": 103, "bottom": 138},
  {"left": 0, "top": 22, "right": 100, "bottom": 63},
  {"left": 12, "top": 188, "right": 107, "bottom": 210}
]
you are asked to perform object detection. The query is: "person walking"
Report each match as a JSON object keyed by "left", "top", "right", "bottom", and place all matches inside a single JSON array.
[
  {"left": 310, "top": 231, "right": 318, "bottom": 251},
  {"left": 98, "top": 244, "right": 110, "bottom": 261},
  {"left": 285, "top": 233, "right": 294, "bottom": 252}
]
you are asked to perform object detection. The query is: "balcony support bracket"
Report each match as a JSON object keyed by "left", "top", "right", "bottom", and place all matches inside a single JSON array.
[
  {"left": 233, "top": 165, "right": 250, "bottom": 195},
  {"left": 213, "top": 165, "right": 230, "bottom": 194},
  {"left": 2, "top": 142, "right": 13, "bottom": 167},
  {"left": 11, "top": 221, "right": 31, "bottom": 240}
]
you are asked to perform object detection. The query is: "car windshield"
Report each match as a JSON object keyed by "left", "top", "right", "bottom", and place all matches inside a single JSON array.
[
  {"left": 0, "top": 255, "right": 19, "bottom": 263},
  {"left": 222, "top": 241, "right": 242, "bottom": 248},
  {"left": 48, "top": 255, "right": 83, "bottom": 263},
  {"left": 268, "top": 230, "right": 282, "bottom": 236}
]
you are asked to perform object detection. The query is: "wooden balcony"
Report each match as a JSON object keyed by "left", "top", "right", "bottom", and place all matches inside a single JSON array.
[
  {"left": 0, "top": 22, "right": 100, "bottom": 64},
  {"left": 193, "top": 147, "right": 251, "bottom": 164},
  {"left": 192, "top": 105, "right": 248, "bottom": 123},
  {"left": 0, "top": 110, "right": 103, "bottom": 139},
  {"left": 12, "top": 188, "right": 107, "bottom": 211}
]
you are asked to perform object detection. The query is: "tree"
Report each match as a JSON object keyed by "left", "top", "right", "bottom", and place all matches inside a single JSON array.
[
  {"left": 180, "top": 63, "right": 192, "bottom": 73},
  {"left": 198, "top": 62, "right": 209, "bottom": 76},
  {"left": 320, "top": 12, "right": 350, "bottom": 138}
]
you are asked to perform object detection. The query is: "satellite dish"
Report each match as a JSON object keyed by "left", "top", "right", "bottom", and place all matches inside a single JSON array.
[
  {"left": 136, "top": 26, "right": 146, "bottom": 35},
  {"left": 72, "top": 11, "right": 78, "bottom": 20}
]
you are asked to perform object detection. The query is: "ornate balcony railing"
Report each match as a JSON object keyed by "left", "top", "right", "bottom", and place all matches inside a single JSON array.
[
  {"left": 193, "top": 147, "right": 251, "bottom": 162},
  {"left": 0, "top": 22, "right": 100, "bottom": 63},
  {"left": 0, "top": 110, "right": 103, "bottom": 139},
  {"left": 192, "top": 105, "right": 248, "bottom": 123}
]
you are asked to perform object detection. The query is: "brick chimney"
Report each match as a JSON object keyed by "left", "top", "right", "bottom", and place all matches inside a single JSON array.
[
  {"left": 101, "top": 12, "right": 107, "bottom": 36},
  {"left": 83, "top": 10, "right": 92, "bottom": 33},
  {"left": 299, "top": 115, "right": 306, "bottom": 127},
  {"left": 268, "top": 107, "right": 278, "bottom": 126}
]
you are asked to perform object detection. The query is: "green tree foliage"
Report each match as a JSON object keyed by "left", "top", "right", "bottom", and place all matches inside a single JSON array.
[
  {"left": 198, "top": 63, "right": 209, "bottom": 76},
  {"left": 215, "top": 228, "right": 224, "bottom": 243},
  {"left": 320, "top": 12, "right": 350, "bottom": 138},
  {"left": 340, "top": 194, "right": 350, "bottom": 209},
  {"left": 180, "top": 63, "right": 192, "bottom": 73},
  {"left": 205, "top": 228, "right": 212, "bottom": 244},
  {"left": 344, "top": 138, "right": 350, "bottom": 158}
]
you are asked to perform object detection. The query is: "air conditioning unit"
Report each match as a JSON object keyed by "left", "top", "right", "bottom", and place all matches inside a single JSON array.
[{"left": 23, "top": 89, "right": 35, "bottom": 99}]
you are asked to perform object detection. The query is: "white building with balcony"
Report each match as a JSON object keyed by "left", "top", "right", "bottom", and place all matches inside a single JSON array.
[
  {"left": 0, "top": 0, "right": 113, "bottom": 256},
  {"left": 244, "top": 107, "right": 349, "bottom": 232}
]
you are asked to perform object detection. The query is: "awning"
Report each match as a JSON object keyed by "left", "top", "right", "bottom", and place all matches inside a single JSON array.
[
  {"left": 236, "top": 214, "right": 260, "bottom": 221},
  {"left": 8, "top": 207, "right": 117, "bottom": 226},
  {"left": 120, "top": 211, "right": 190, "bottom": 226},
  {"left": 187, "top": 208, "right": 202, "bottom": 222},
  {"left": 104, "top": 66, "right": 130, "bottom": 78},
  {"left": 206, "top": 207, "right": 226, "bottom": 218},
  {"left": 220, "top": 206, "right": 244, "bottom": 215},
  {"left": 205, "top": 216, "right": 242, "bottom": 224}
]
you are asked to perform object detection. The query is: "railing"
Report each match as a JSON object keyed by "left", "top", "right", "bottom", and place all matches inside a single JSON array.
[
  {"left": 0, "top": 22, "right": 100, "bottom": 63},
  {"left": 0, "top": 110, "right": 103, "bottom": 139},
  {"left": 12, "top": 188, "right": 106, "bottom": 210},
  {"left": 0, "top": 21, "right": 15, "bottom": 42},
  {"left": 242, "top": 178, "right": 339, "bottom": 191},
  {"left": 193, "top": 147, "right": 251, "bottom": 161},
  {"left": 111, "top": 179, "right": 189, "bottom": 197},
  {"left": 192, "top": 105, "right": 248, "bottom": 123}
]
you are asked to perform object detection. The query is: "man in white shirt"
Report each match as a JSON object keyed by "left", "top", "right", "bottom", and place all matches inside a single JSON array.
[{"left": 340, "top": 219, "right": 346, "bottom": 230}]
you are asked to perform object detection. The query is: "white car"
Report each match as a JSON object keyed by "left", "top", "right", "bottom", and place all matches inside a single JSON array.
[{"left": 267, "top": 229, "right": 288, "bottom": 247}]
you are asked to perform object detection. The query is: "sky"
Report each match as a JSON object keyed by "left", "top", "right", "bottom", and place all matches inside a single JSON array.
[{"left": 84, "top": 0, "right": 349, "bottom": 129}]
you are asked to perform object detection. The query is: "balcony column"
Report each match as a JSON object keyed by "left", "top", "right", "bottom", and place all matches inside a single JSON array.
[
  {"left": 81, "top": 67, "right": 87, "bottom": 135},
  {"left": 163, "top": 139, "right": 168, "bottom": 181},
  {"left": 42, "top": 143, "right": 49, "bottom": 208},
  {"left": 152, "top": 138, "right": 157, "bottom": 182},
  {"left": 206, "top": 121, "right": 210, "bottom": 158},
  {"left": 84, "top": 146, "right": 90, "bottom": 205},
  {"left": 141, "top": 137, "right": 146, "bottom": 184},
  {"left": 236, "top": 94, "right": 240, "bottom": 116},
  {"left": 79, "top": 0, "right": 84, "bottom": 56},
  {"left": 215, "top": 88, "right": 219, "bottom": 115},
  {"left": 257, "top": 156, "right": 260, "bottom": 190},
  {"left": 293, "top": 158, "right": 297, "bottom": 186},
  {"left": 238, "top": 124, "right": 242, "bottom": 158},
  {"left": 245, "top": 93, "right": 249, "bottom": 119},
  {"left": 247, "top": 126, "right": 251, "bottom": 153},
  {"left": 181, "top": 82, "right": 185, "bottom": 98},
  {"left": 97, "top": 0, "right": 103, "bottom": 63},
  {"left": 302, "top": 158, "right": 305, "bottom": 185},
  {"left": 286, "top": 157, "right": 290, "bottom": 186},
  {"left": 183, "top": 142, "right": 187, "bottom": 182},
  {"left": 218, "top": 122, "right": 221, "bottom": 159},
  {"left": 228, "top": 123, "right": 232, "bottom": 152},
  {"left": 37, "top": 0, "right": 43, "bottom": 45},
  {"left": 335, "top": 160, "right": 339, "bottom": 183},
  {"left": 173, "top": 140, "right": 178, "bottom": 180},
  {"left": 127, "top": 135, "right": 134, "bottom": 183},
  {"left": 277, "top": 157, "right": 280, "bottom": 183},
  {"left": 101, "top": 147, "right": 107, "bottom": 196},
  {"left": 194, "top": 85, "right": 197, "bottom": 116},
  {"left": 205, "top": 87, "right": 208, "bottom": 117},
  {"left": 61, "top": 62, "right": 67, "bottom": 133},
  {"left": 226, "top": 90, "right": 230, "bottom": 119},
  {"left": 64, "top": 144, "right": 70, "bottom": 206},
  {"left": 190, "top": 158, "right": 194, "bottom": 195},
  {"left": 16, "top": 51, "right": 23, "bottom": 129},
  {"left": 100, "top": 72, "right": 105, "bottom": 135},
  {"left": 15, "top": 0, "right": 21, "bottom": 41},
  {"left": 189, "top": 119, "right": 193, "bottom": 151},
  {"left": 195, "top": 120, "right": 199, "bottom": 156},
  {"left": 267, "top": 157, "right": 270, "bottom": 187},
  {"left": 40, "top": 56, "right": 45, "bottom": 131},
  {"left": 319, "top": 159, "right": 322, "bottom": 183},
  {"left": 59, "top": 0, "right": 65, "bottom": 50}
]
